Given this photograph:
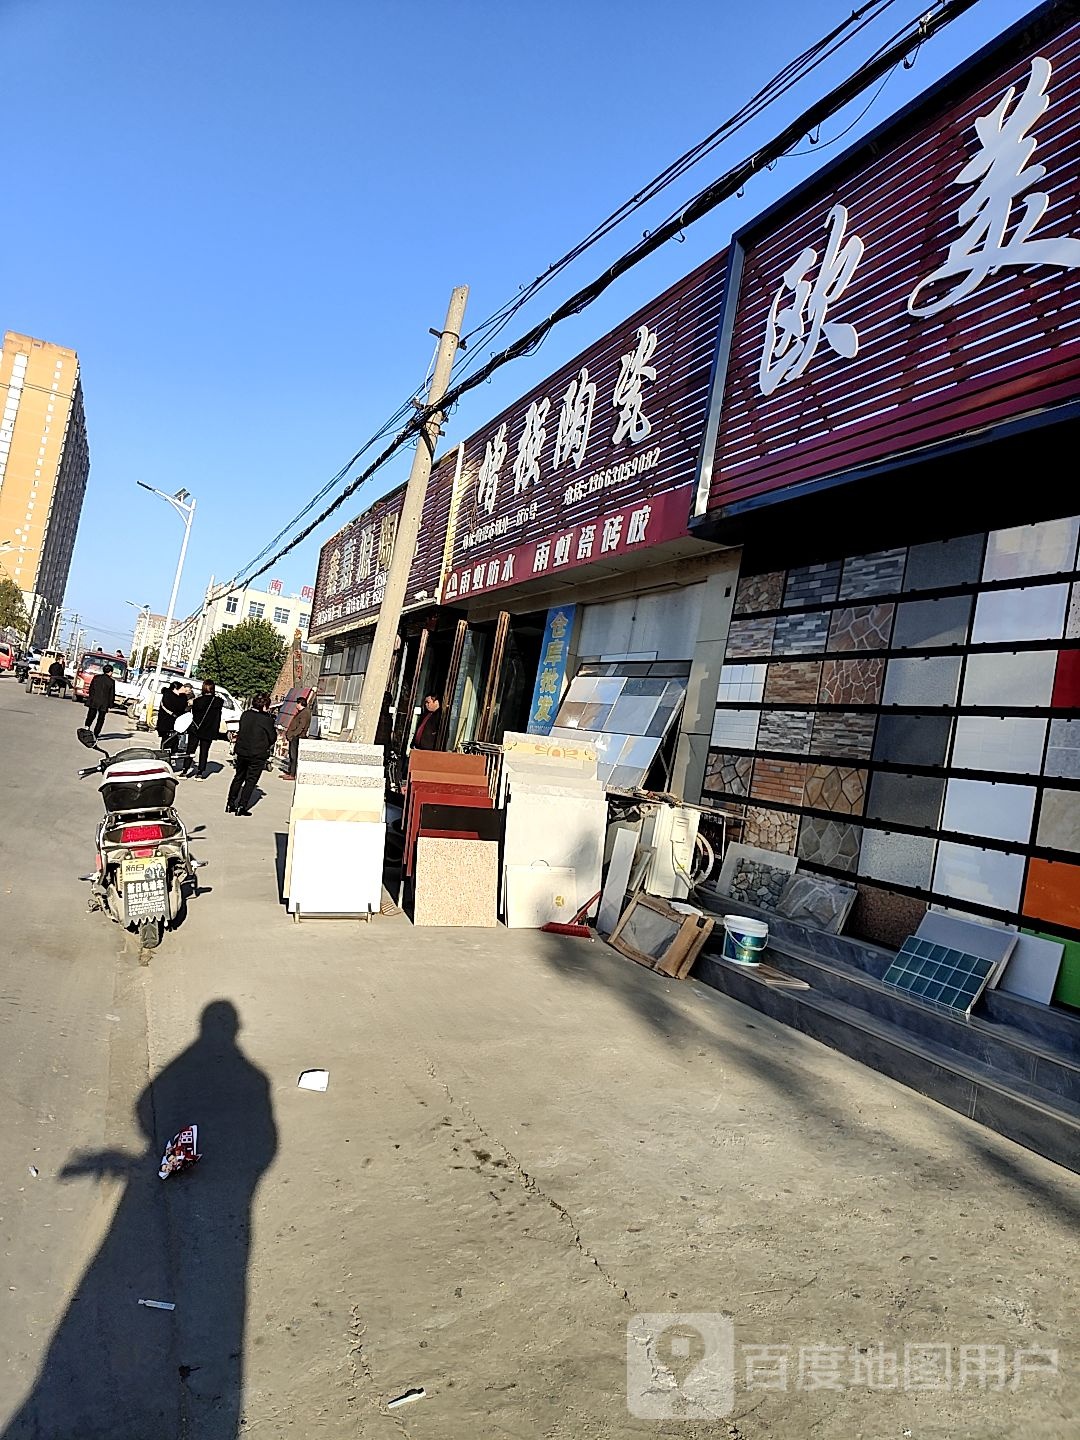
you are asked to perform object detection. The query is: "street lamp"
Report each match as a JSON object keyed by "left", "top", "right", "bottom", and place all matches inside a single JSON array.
[
  {"left": 137, "top": 483, "right": 195, "bottom": 695},
  {"left": 125, "top": 600, "right": 152, "bottom": 672}
]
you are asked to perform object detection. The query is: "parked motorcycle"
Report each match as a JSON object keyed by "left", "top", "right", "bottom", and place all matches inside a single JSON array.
[{"left": 76, "top": 729, "right": 204, "bottom": 958}]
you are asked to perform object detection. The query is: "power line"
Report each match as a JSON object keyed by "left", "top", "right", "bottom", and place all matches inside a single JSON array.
[{"left": 233, "top": 0, "right": 979, "bottom": 594}]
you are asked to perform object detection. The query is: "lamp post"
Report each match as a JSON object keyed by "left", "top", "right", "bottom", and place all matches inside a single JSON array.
[
  {"left": 125, "top": 600, "right": 152, "bottom": 672},
  {"left": 137, "top": 483, "right": 195, "bottom": 695}
]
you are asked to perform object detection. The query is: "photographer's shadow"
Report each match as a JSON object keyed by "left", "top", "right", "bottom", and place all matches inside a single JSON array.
[{"left": 2, "top": 1001, "right": 277, "bottom": 1440}]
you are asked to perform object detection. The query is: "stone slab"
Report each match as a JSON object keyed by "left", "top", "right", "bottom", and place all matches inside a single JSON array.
[{"left": 413, "top": 838, "right": 498, "bottom": 927}]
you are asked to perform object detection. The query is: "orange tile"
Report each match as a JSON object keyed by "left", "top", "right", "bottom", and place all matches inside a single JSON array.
[{"left": 1023, "top": 858, "right": 1080, "bottom": 931}]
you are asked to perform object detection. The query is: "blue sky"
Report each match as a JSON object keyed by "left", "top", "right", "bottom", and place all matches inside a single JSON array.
[{"left": 2, "top": 0, "right": 1037, "bottom": 653}]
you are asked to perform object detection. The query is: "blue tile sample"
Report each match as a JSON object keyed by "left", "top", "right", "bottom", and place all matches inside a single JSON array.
[{"left": 883, "top": 936, "right": 996, "bottom": 1015}]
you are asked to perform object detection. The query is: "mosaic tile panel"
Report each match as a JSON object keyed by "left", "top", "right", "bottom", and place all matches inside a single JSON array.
[
  {"left": 903, "top": 534, "right": 985, "bottom": 592},
  {"left": 839, "top": 548, "right": 906, "bottom": 600},
  {"left": 772, "top": 610, "right": 830, "bottom": 655},
  {"left": 716, "top": 663, "right": 767, "bottom": 703},
  {"left": 703, "top": 750, "right": 753, "bottom": 797},
  {"left": 820, "top": 656, "right": 885, "bottom": 706},
  {"left": 849, "top": 885, "right": 928, "bottom": 951},
  {"left": 711, "top": 707, "right": 761, "bottom": 750},
  {"left": 804, "top": 764, "right": 866, "bottom": 815},
  {"left": 797, "top": 816, "right": 862, "bottom": 873},
  {"left": 810, "top": 710, "right": 877, "bottom": 760},
  {"left": 735, "top": 572, "right": 784, "bottom": 615},
  {"left": 783, "top": 561, "right": 842, "bottom": 609},
  {"left": 758, "top": 709, "right": 814, "bottom": 754},
  {"left": 764, "top": 660, "right": 821, "bottom": 704},
  {"left": 743, "top": 805, "right": 799, "bottom": 856},
  {"left": 726, "top": 615, "right": 776, "bottom": 659},
  {"left": 750, "top": 758, "right": 808, "bottom": 807},
  {"left": 828, "top": 604, "right": 895, "bottom": 652}
]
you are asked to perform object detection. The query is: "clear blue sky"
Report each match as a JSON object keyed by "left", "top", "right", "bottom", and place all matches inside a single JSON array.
[{"left": 2, "top": 0, "right": 1036, "bottom": 653}]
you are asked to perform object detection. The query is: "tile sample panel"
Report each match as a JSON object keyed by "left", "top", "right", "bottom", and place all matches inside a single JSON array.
[
  {"left": 850, "top": 885, "right": 928, "bottom": 950},
  {"left": 704, "top": 750, "right": 753, "bottom": 796},
  {"left": 903, "top": 533, "right": 985, "bottom": 591},
  {"left": 950, "top": 716, "right": 1047, "bottom": 775},
  {"left": 1044, "top": 718, "right": 1080, "bottom": 779},
  {"left": 764, "top": 660, "right": 821, "bottom": 704},
  {"left": 892, "top": 595, "right": 973, "bottom": 649},
  {"left": 971, "top": 584, "right": 1068, "bottom": 644},
  {"left": 750, "top": 758, "right": 808, "bottom": 806},
  {"left": 866, "top": 772, "right": 945, "bottom": 828},
  {"left": 735, "top": 572, "right": 784, "bottom": 614},
  {"left": 820, "top": 657, "right": 884, "bottom": 706},
  {"left": 882, "top": 655, "right": 961, "bottom": 707},
  {"left": 982, "top": 517, "right": 1079, "bottom": 582},
  {"left": 711, "top": 707, "right": 761, "bottom": 750},
  {"left": 828, "top": 604, "right": 895, "bottom": 652},
  {"left": 804, "top": 764, "right": 866, "bottom": 814},
  {"left": 942, "top": 779, "right": 1036, "bottom": 844},
  {"left": 811, "top": 710, "right": 877, "bottom": 760},
  {"left": 839, "top": 548, "right": 906, "bottom": 599},
  {"left": 1052, "top": 650, "right": 1080, "bottom": 708},
  {"left": 1024, "top": 858, "right": 1080, "bottom": 930},
  {"left": 882, "top": 937, "right": 995, "bottom": 1014},
  {"left": 933, "top": 841, "right": 1025, "bottom": 911},
  {"left": 772, "top": 610, "right": 830, "bottom": 655},
  {"left": 783, "top": 561, "right": 842, "bottom": 608},
  {"left": 1036, "top": 787, "right": 1080, "bottom": 853},
  {"left": 872, "top": 714, "right": 953, "bottom": 767},
  {"left": 758, "top": 709, "right": 814, "bottom": 754},
  {"left": 797, "top": 816, "right": 862, "bottom": 872},
  {"left": 960, "top": 650, "right": 1057, "bottom": 707},
  {"left": 715, "top": 663, "right": 767, "bottom": 703},
  {"left": 726, "top": 615, "right": 776, "bottom": 658},
  {"left": 858, "top": 828, "right": 936, "bottom": 889},
  {"left": 743, "top": 806, "right": 799, "bottom": 855},
  {"left": 414, "top": 838, "right": 498, "bottom": 927}
]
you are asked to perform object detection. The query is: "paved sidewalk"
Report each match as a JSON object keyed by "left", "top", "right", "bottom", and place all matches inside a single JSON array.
[{"left": 2, "top": 692, "right": 1077, "bottom": 1438}]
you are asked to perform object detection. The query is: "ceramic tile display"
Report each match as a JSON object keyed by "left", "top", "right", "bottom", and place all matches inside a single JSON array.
[
  {"left": 704, "top": 519, "right": 1080, "bottom": 986},
  {"left": 552, "top": 673, "right": 686, "bottom": 788},
  {"left": 414, "top": 838, "right": 498, "bottom": 927}
]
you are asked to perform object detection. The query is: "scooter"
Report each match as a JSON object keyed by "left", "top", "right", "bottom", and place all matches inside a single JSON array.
[{"left": 76, "top": 728, "right": 204, "bottom": 959}]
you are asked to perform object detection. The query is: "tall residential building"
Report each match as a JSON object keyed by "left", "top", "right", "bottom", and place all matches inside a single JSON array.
[
  {"left": 170, "top": 579, "right": 313, "bottom": 669},
  {"left": 0, "top": 332, "right": 90, "bottom": 647}
]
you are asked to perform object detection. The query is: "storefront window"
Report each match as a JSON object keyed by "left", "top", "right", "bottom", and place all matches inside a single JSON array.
[{"left": 447, "top": 628, "right": 492, "bottom": 751}]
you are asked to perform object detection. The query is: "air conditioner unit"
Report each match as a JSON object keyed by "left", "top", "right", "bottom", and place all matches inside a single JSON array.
[{"left": 640, "top": 804, "right": 700, "bottom": 901}]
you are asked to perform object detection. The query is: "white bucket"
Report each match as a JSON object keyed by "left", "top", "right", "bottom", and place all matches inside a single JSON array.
[{"left": 722, "top": 914, "right": 769, "bottom": 966}]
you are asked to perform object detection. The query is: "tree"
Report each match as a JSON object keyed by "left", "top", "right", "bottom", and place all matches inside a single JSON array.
[
  {"left": 197, "top": 619, "right": 288, "bottom": 701},
  {"left": 0, "top": 578, "right": 30, "bottom": 637}
]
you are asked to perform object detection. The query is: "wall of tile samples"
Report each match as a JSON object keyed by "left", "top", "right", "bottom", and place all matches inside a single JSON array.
[{"left": 702, "top": 519, "right": 1080, "bottom": 1009}]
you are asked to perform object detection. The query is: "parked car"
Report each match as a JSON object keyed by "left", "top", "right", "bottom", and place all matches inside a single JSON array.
[{"left": 0, "top": 642, "right": 15, "bottom": 674}]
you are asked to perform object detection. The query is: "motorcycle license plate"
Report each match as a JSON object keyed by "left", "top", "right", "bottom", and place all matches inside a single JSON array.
[{"left": 121, "top": 857, "right": 169, "bottom": 924}]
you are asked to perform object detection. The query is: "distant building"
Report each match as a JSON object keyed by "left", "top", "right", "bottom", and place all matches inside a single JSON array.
[
  {"left": 131, "top": 611, "right": 168, "bottom": 668},
  {"left": 170, "top": 579, "right": 313, "bottom": 670},
  {"left": 0, "top": 332, "right": 91, "bottom": 647}
]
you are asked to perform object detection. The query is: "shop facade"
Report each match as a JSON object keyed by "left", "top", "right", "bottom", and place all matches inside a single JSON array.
[{"left": 690, "top": 0, "right": 1080, "bottom": 1004}]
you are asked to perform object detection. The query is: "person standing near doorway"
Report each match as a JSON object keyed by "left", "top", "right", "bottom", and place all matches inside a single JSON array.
[
  {"left": 226, "top": 693, "right": 276, "bottom": 816},
  {"left": 280, "top": 695, "right": 311, "bottom": 780},
  {"left": 188, "top": 680, "right": 224, "bottom": 777},
  {"left": 411, "top": 693, "right": 442, "bottom": 752},
  {"left": 84, "top": 665, "right": 116, "bottom": 738}
]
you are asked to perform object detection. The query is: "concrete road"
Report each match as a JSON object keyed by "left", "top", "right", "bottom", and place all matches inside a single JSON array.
[{"left": 0, "top": 676, "right": 1078, "bottom": 1439}]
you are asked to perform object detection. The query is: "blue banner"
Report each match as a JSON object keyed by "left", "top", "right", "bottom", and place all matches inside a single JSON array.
[{"left": 526, "top": 605, "right": 576, "bottom": 735}]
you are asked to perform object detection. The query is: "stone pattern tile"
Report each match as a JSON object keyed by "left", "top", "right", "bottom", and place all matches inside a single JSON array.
[
  {"left": 764, "top": 660, "right": 821, "bottom": 704},
  {"left": 797, "top": 816, "right": 862, "bottom": 873},
  {"left": 703, "top": 750, "right": 753, "bottom": 797},
  {"left": 1044, "top": 718, "right": 1080, "bottom": 779},
  {"left": 726, "top": 615, "right": 776, "bottom": 659},
  {"left": 772, "top": 610, "right": 831, "bottom": 655},
  {"left": 750, "top": 758, "right": 808, "bottom": 807},
  {"left": 758, "top": 709, "right": 814, "bottom": 754},
  {"left": 828, "top": 603, "right": 895, "bottom": 652},
  {"left": 820, "top": 657, "right": 885, "bottom": 706},
  {"left": 735, "top": 571, "right": 784, "bottom": 615},
  {"left": 810, "top": 710, "right": 878, "bottom": 760},
  {"left": 743, "top": 805, "right": 799, "bottom": 855},
  {"left": 1036, "top": 787, "right": 1080, "bottom": 852},
  {"left": 848, "top": 885, "right": 928, "bottom": 951},
  {"left": 783, "top": 561, "right": 842, "bottom": 609},
  {"left": 839, "top": 548, "right": 907, "bottom": 600},
  {"left": 1067, "top": 582, "right": 1080, "bottom": 640},
  {"left": 804, "top": 764, "right": 866, "bottom": 815}
]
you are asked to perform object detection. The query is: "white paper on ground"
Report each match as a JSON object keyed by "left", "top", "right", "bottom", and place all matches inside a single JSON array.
[{"left": 298, "top": 1070, "right": 330, "bottom": 1091}]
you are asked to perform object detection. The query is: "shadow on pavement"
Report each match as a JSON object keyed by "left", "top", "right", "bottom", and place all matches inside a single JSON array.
[{"left": 1, "top": 1001, "right": 277, "bottom": 1440}]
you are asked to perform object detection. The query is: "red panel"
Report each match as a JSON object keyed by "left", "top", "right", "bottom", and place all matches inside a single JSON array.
[
  {"left": 1052, "top": 649, "right": 1080, "bottom": 707},
  {"left": 705, "top": 16, "right": 1080, "bottom": 517},
  {"left": 1024, "top": 857, "right": 1080, "bottom": 930}
]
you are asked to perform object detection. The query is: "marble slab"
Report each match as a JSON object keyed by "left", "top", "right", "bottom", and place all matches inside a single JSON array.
[
  {"left": 413, "top": 838, "right": 498, "bottom": 927},
  {"left": 287, "top": 820, "right": 385, "bottom": 916},
  {"left": 298, "top": 740, "right": 383, "bottom": 767}
]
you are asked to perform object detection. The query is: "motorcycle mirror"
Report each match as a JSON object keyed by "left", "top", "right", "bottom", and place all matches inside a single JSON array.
[{"left": 76, "top": 728, "right": 98, "bottom": 750}]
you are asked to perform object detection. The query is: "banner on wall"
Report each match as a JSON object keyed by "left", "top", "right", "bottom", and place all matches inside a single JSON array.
[{"left": 526, "top": 605, "right": 576, "bottom": 734}]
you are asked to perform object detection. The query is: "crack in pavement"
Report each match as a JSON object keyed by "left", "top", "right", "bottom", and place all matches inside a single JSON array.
[
  {"left": 349, "top": 1304, "right": 411, "bottom": 1438},
  {"left": 423, "top": 1057, "right": 634, "bottom": 1310}
]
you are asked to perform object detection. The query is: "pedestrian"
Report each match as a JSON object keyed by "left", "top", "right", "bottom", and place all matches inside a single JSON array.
[
  {"left": 188, "top": 679, "right": 224, "bottom": 777},
  {"left": 411, "top": 693, "right": 442, "bottom": 751},
  {"left": 226, "top": 693, "right": 277, "bottom": 816},
  {"left": 156, "top": 680, "right": 187, "bottom": 743},
  {"left": 84, "top": 665, "right": 116, "bottom": 738},
  {"left": 280, "top": 694, "right": 311, "bottom": 780},
  {"left": 47, "top": 657, "right": 67, "bottom": 696}
]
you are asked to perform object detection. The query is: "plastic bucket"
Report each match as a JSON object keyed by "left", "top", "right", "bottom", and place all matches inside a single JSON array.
[{"left": 722, "top": 914, "right": 769, "bottom": 966}]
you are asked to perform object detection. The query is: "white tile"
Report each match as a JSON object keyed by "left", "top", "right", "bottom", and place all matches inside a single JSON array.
[
  {"left": 950, "top": 716, "right": 1047, "bottom": 775},
  {"left": 711, "top": 707, "right": 761, "bottom": 750},
  {"left": 961, "top": 650, "right": 1057, "bottom": 707},
  {"left": 933, "top": 841, "right": 1025, "bottom": 912},
  {"left": 971, "top": 584, "right": 1068, "bottom": 644},
  {"left": 942, "top": 778, "right": 1036, "bottom": 844},
  {"left": 982, "top": 517, "right": 1079, "bottom": 582}
]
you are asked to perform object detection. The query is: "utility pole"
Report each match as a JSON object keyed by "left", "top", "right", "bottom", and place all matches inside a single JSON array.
[{"left": 352, "top": 285, "right": 468, "bottom": 744}]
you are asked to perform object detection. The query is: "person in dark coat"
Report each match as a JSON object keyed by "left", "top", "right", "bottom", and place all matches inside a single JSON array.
[
  {"left": 84, "top": 665, "right": 116, "bottom": 737},
  {"left": 280, "top": 694, "right": 311, "bottom": 780},
  {"left": 411, "top": 693, "right": 442, "bottom": 751},
  {"left": 47, "top": 658, "right": 67, "bottom": 695},
  {"left": 187, "top": 679, "right": 225, "bottom": 777},
  {"left": 156, "top": 681, "right": 187, "bottom": 742},
  {"left": 226, "top": 693, "right": 277, "bottom": 815}
]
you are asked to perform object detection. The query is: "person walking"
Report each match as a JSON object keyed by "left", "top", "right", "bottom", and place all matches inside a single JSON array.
[
  {"left": 156, "top": 680, "right": 187, "bottom": 743},
  {"left": 226, "top": 693, "right": 277, "bottom": 816},
  {"left": 84, "top": 665, "right": 116, "bottom": 738},
  {"left": 280, "top": 695, "right": 311, "bottom": 780},
  {"left": 188, "top": 680, "right": 224, "bottom": 777}
]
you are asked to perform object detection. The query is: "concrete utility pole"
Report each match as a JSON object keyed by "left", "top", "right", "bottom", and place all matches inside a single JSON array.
[{"left": 351, "top": 285, "right": 468, "bottom": 744}]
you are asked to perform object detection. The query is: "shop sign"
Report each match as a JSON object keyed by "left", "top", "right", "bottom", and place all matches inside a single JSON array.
[
  {"left": 443, "top": 484, "right": 693, "bottom": 603},
  {"left": 698, "top": 13, "right": 1080, "bottom": 520},
  {"left": 527, "top": 605, "right": 576, "bottom": 734}
]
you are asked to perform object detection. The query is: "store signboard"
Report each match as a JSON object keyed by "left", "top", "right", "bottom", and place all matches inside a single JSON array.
[
  {"left": 526, "top": 605, "right": 576, "bottom": 734},
  {"left": 697, "top": 7, "right": 1080, "bottom": 521}
]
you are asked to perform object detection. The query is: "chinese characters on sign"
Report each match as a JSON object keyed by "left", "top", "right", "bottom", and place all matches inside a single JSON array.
[
  {"left": 527, "top": 606, "right": 576, "bottom": 734},
  {"left": 301, "top": 585, "right": 314, "bottom": 601},
  {"left": 268, "top": 579, "right": 283, "bottom": 595},
  {"left": 612, "top": 324, "right": 659, "bottom": 443}
]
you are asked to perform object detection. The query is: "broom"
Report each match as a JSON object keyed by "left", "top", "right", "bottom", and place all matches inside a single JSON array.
[{"left": 541, "top": 891, "right": 601, "bottom": 938}]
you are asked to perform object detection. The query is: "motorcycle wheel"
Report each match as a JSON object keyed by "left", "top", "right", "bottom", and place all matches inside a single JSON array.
[{"left": 138, "top": 919, "right": 162, "bottom": 950}]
